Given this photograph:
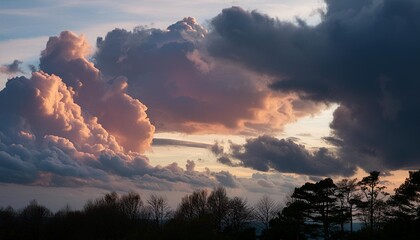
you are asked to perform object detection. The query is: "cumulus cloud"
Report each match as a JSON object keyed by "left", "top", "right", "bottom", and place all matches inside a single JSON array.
[
  {"left": 0, "top": 75, "right": 236, "bottom": 187},
  {"left": 0, "top": 31, "right": 243, "bottom": 191},
  {"left": 0, "top": 71, "right": 303, "bottom": 194},
  {"left": 207, "top": 1, "right": 420, "bottom": 171},
  {"left": 211, "top": 170, "right": 238, "bottom": 188},
  {"left": 94, "top": 17, "right": 322, "bottom": 135},
  {"left": 212, "top": 135, "right": 356, "bottom": 176},
  {"left": 39, "top": 31, "right": 154, "bottom": 153},
  {"left": 240, "top": 172, "right": 309, "bottom": 195},
  {"left": 0, "top": 60, "right": 25, "bottom": 75},
  {"left": 0, "top": 72, "right": 122, "bottom": 184}
]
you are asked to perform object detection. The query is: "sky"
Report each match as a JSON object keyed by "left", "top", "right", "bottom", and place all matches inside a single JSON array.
[{"left": 1, "top": 0, "right": 419, "bottom": 210}]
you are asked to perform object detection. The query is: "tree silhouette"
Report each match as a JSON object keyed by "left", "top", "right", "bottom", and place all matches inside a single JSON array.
[
  {"left": 175, "top": 189, "right": 208, "bottom": 220},
  {"left": 253, "top": 195, "right": 281, "bottom": 231},
  {"left": 388, "top": 169, "right": 420, "bottom": 219},
  {"left": 377, "top": 170, "right": 420, "bottom": 240},
  {"left": 119, "top": 191, "right": 143, "bottom": 220},
  {"left": 291, "top": 178, "right": 338, "bottom": 239},
  {"left": 50, "top": 205, "right": 84, "bottom": 240},
  {"left": 357, "top": 171, "right": 389, "bottom": 230},
  {"left": 268, "top": 199, "right": 307, "bottom": 240},
  {"left": 3, "top": 172, "right": 420, "bottom": 240},
  {"left": 207, "top": 186, "right": 230, "bottom": 232},
  {"left": 336, "top": 178, "right": 361, "bottom": 233},
  {"left": 83, "top": 192, "right": 127, "bottom": 239},
  {"left": 147, "top": 194, "right": 171, "bottom": 228},
  {"left": 19, "top": 200, "right": 52, "bottom": 240},
  {"left": 225, "top": 196, "right": 253, "bottom": 233},
  {"left": 0, "top": 206, "right": 17, "bottom": 240}
]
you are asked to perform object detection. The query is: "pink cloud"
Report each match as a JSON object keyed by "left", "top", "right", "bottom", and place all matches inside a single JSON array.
[
  {"left": 94, "top": 18, "right": 323, "bottom": 135},
  {"left": 40, "top": 31, "right": 154, "bottom": 153}
]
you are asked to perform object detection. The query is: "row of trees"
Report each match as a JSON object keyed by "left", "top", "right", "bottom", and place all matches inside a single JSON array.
[
  {"left": 0, "top": 170, "right": 419, "bottom": 239},
  {"left": 267, "top": 170, "right": 420, "bottom": 239},
  {"left": 0, "top": 187, "right": 281, "bottom": 240}
]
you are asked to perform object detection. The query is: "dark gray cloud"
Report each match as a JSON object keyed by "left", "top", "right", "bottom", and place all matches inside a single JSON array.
[
  {"left": 208, "top": 1, "right": 420, "bottom": 171},
  {"left": 217, "top": 156, "right": 236, "bottom": 166},
  {"left": 211, "top": 141, "right": 225, "bottom": 155},
  {"left": 0, "top": 60, "right": 24, "bottom": 74},
  {"left": 212, "top": 135, "right": 356, "bottom": 176},
  {"left": 212, "top": 170, "right": 238, "bottom": 188},
  {"left": 94, "top": 17, "right": 322, "bottom": 135},
  {"left": 152, "top": 138, "right": 211, "bottom": 149}
]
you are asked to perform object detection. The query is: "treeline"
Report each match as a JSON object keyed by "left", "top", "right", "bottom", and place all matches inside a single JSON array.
[
  {"left": 0, "top": 170, "right": 419, "bottom": 240},
  {"left": 0, "top": 187, "right": 270, "bottom": 240}
]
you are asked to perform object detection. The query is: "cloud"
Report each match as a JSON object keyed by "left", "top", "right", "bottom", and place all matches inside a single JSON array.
[
  {"left": 94, "top": 17, "right": 323, "bottom": 135},
  {"left": 0, "top": 70, "right": 143, "bottom": 183},
  {"left": 0, "top": 31, "right": 242, "bottom": 191},
  {"left": 207, "top": 1, "right": 420, "bottom": 172},
  {"left": 0, "top": 60, "right": 25, "bottom": 74},
  {"left": 0, "top": 71, "right": 305, "bottom": 195},
  {"left": 152, "top": 138, "right": 211, "bottom": 149},
  {"left": 238, "top": 172, "right": 310, "bottom": 195},
  {"left": 212, "top": 135, "right": 356, "bottom": 176},
  {"left": 39, "top": 31, "right": 154, "bottom": 153},
  {"left": 0, "top": 74, "right": 237, "bottom": 187},
  {"left": 211, "top": 170, "right": 238, "bottom": 188}
]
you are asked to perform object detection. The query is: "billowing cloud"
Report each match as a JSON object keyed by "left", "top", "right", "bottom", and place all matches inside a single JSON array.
[
  {"left": 0, "top": 71, "right": 124, "bottom": 184},
  {"left": 39, "top": 31, "right": 154, "bottom": 153},
  {"left": 212, "top": 135, "right": 356, "bottom": 176},
  {"left": 211, "top": 170, "right": 238, "bottom": 188},
  {"left": 0, "top": 72, "right": 299, "bottom": 193},
  {"left": 0, "top": 31, "right": 242, "bottom": 191},
  {"left": 94, "top": 17, "right": 322, "bottom": 135},
  {"left": 0, "top": 72, "right": 236, "bottom": 187},
  {"left": 0, "top": 60, "right": 24, "bottom": 74},
  {"left": 207, "top": 1, "right": 420, "bottom": 171},
  {"left": 239, "top": 172, "right": 309, "bottom": 195}
]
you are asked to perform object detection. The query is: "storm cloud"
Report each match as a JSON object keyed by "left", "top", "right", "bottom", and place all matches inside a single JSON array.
[
  {"left": 212, "top": 135, "right": 356, "bottom": 176},
  {"left": 208, "top": 0, "right": 420, "bottom": 171},
  {"left": 94, "top": 17, "right": 322, "bottom": 134}
]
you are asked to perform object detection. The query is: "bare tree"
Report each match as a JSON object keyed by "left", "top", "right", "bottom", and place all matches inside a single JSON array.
[
  {"left": 175, "top": 189, "right": 208, "bottom": 220},
  {"left": 147, "top": 194, "right": 171, "bottom": 227},
  {"left": 103, "top": 192, "right": 119, "bottom": 206},
  {"left": 254, "top": 195, "right": 281, "bottom": 231},
  {"left": 20, "top": 200, "right": 52, "bottom": 220},
  {"left": 207, "top": 186, "right": 230, "bottom": 231},
  {"left": 20, "top": 200, "right": 52, "bottom": 239},
  {"left": 119, "top": 192, "right": 143, "bottom": 220},
  {"left": 226, "top": 196, "right": 253, "bottom": 232}
]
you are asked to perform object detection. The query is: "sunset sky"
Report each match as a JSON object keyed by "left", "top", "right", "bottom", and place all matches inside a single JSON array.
[{"left": 1, "top": 0, "right": 419, "bottom": 210}]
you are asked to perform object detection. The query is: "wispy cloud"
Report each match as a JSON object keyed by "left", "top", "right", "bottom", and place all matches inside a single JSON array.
[
  {"left": 0, "top": 60, "right": 24, "bottom": 74},
  {"left": 153, "top": 138, "right": 211, "bottom": 149}
]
